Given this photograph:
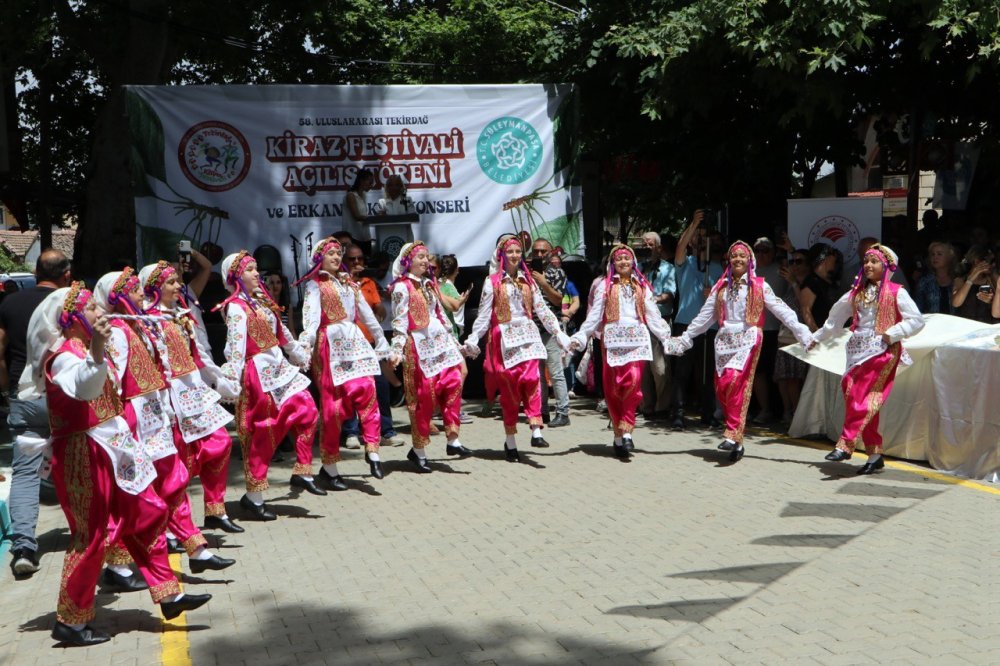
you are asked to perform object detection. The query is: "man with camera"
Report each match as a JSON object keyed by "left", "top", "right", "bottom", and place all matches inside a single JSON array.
[
  {"left": 672, "top": 210, "right": 725, "bottom": 429},
  {"left": 640, "top": 232, "right": 676, "bottom": 420},
  {"left": 530, "top": 238, "right": 571, "bottom": 427}
]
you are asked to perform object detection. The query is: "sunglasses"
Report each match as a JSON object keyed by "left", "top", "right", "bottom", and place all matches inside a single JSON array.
[
  {"left": 788, "top": 258, "right": 805, "bottom": 265},
  {"left": 346, "top": 256, "right": 366, "bottom": 263}
]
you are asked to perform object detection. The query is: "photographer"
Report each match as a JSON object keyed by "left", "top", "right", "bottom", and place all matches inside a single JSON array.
[
  {"left": 952, "top": 244, "right": 999, "bottom": 323},
  {"left": 640, "top": 232, "right": 675, "bottom": 419},
  {"left": 671, "top": 210, "right": 724, "bottom": 429},
  {"left": 530, "top": 238, "right": 571, "bottom": 427}
]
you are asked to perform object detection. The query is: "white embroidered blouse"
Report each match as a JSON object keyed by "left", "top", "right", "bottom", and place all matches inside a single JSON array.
[
  {"left": 676, "top": 277, "right": 811, "bottom": 375},
  {"left": 299, "top": 273, "right": 390, "bottom": 386},
  {"left": 390, "top": 274, "right": 463, "bottom": 377},
  {"left": 810, "top": 286, "right": 925, "bottom": 370},
  {"left": 571, "top": 275, "right": 672, "bottom": 367},
  {"left": 466, "top": 271, "right": 569, "bottom": 369}
]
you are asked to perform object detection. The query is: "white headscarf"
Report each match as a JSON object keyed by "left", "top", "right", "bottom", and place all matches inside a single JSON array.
[
  {"left": 138, "top": 263, "right": 158, "bottom": 292},
  {"left": 489, "top": 234, "right": 518, "bottom": 275},
  {"left": 19, "top": 287, "right": 73, "bottom": 401},
  {"left": 220, "top": 252, "right": 241, "bottom": 292},
  {"left": 94, "top": 271, "right": 123, "bottom": 311},
  {"left": 391, "top": 241, "right": 427, "bottom": 280}
]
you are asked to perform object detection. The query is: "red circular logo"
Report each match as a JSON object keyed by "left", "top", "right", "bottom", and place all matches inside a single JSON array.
[{"left": 177, "top": 121, "right": 251, "bottom": 192}]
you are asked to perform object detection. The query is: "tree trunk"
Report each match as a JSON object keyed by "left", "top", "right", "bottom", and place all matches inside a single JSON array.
[{"left": 74, "top": 0, "right": 171, "bottom": 278}]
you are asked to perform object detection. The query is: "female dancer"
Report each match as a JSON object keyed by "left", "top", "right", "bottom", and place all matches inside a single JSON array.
[
  {"left": 464, "top": 236, "right": 571, "bottom": 461},
  {"left": 666, "top": 241, "right": 812, "bottom": 462},
  {"left": 139, "top": 260, "right": 243, "bottom": 533},
  {"left": 388, "top": 241, "right": 469, "bottom": 471},
  {"left": 808, "top": 243, "right": 925, "bottom": 474},
  {"left": 26, "top": 285, "right": 209, "bottom": 645},
  {"left": 216, "top": 251, "right": 320, "bottom": 519},
  {"left": 297, "top": 237, "right": 390, "bottom": 487},
  {"left": 567, "top": 245, "right": 672, "bottom": 459},
  {"left": 95, "top": 269, "right": 235, "bottom": 574}
]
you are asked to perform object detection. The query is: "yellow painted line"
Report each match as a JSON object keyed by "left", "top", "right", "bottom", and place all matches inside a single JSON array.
[
  {"left": 754, "top": 428, "right": 1000, "bottom": 497},
  {"left": 160, "top": 552, "right": 192, "bottom": 666}
]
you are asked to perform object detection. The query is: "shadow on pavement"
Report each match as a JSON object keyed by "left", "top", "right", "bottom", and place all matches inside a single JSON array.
[
  {"left": 187, "top": 602, "right": 670, "bottom": 665},
  {"left": 668, "top": 562, "right": 802, "bottom": 584},
  {"left": 607, "top": 597, "right": 746, "bottom": 624},
  {"left": 750, "top": 534, "right": 856, "bottom": 548},
  {"left": 779, "top": 501, "right": 906, "bottom": 523}
]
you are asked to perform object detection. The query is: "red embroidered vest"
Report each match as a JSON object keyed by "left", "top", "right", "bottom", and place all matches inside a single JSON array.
[
  {"left": 489, "top": 272, "right": 534, "bottom": 325},
  {"left": 402, "top": 278, "right": 431, "bottom": 330},
  {"left": 46, "top": 338, "right": 124, "bottom": 437},
  {"left": 315, "top": 276, "right": 355, "bottom": 327},
  {"left": 850, "top": 281, "right": 902, "bottom": 335},
  {"left": 109, "top": 320, "right": 167, "bottom": 400},
  {"left": 229, "top": 298, "right": 287, "bottom": 357}
]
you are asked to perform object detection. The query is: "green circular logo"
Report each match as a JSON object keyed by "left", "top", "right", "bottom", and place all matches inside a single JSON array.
[{"left": 477, "top": 116, "right": 543, "bottom": 184}]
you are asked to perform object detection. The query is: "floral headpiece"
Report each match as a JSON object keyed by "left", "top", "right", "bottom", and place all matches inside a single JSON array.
[
  {"left": 110, "top": 267, "right": 140, "bottom": 304},
  {"left": 391, "top": 241, "right": 428, "bottom": 280},
  {"left": 293, "top": 237, "right": 343, "bottom": 286},
  {"left": 712, "top": 240, "right": 757, "bottom": 293},
  {"left": 214, "top": 250, "right": 282, "bottom": 314},
  {"left": 144, "top": 260, "right": 176, "bottom": 294},
  {"left": 58, "top": 281, "right": 93, "bottom": 333},
  {"left": 494, "top": 235, "right": 535, "bottom": 286},
  {"left": 850, "top": 242, "right": 898, "bottom": 301},
  {"left": 604, "top": 243, "right": 650, "bottom": 292},
  {"left": 225, "top": 251, "right": 255, "bottom": 287}
]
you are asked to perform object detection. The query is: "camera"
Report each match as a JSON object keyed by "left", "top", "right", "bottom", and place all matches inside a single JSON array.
[
  {"left": 979, "top": 284, "right": 994, "bottom": 294},
  {"left": 529, "top": 257, "right": 546, "bottom": 273},
  {"left": 178, "top": 240, "right": 192, "bottom": 264}
]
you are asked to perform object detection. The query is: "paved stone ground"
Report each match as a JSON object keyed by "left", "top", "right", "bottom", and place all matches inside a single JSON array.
[{"left": 2, "top": 400, "right": 998, "bottom": 665}]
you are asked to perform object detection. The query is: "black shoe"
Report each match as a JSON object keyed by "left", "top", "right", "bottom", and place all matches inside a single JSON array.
[
  {"left": 189, "top": 554, "right": 236, "bottom": 574},
  {"left": 239, "top": 495, "right": 276, "bottom": 521},
  {"left": 446, "top": 444, "right": 473, "bottom": 457},
  {"left": 549, "top": 414, "right": 570, "bottom": 428},
  {"left": 717, "top": 440, "right": 736, "bottom": 451},
  {"left": 406, "top": 448, "right": 433, "bottom": 473},
  {"left": 624, "top": 438, "right": 635, "bottom": 452},
  {"left": 203, "top": 515, "right": 245, "bottom": 534},
  {"left": 290, "top": 474, "right": 328, "bottom": 496},
  {"left": 671, "top": 409, "right": 685, "bottom": 431},
  {"left": 729, "top": 446, "right": 745, "bottom": 463},
  {"left": 100, "top": 567, "right": 149, "bottom": 592},
  {"left": 318, "top": 468, "right": 350, "bottom": 490},
  {"left": 166, "top": 537, "right": 185, "bottom": 554},
  {"left": 530, "top": 435, "right": 550, "bottom": 448},
  {"left": 824, "top": 448, "right": 852, "bottom": 462},
  {"left": 541, "top": 412, "right": 550, "bottom": 424},
  {"left": 856, "top": 457, "right": 885, "bottom": 475},
  {"left": 613, "top": 443, "right": 631, "bottom": 460},
  {"left": 161, "top": 593, "right": 212, "bottom": 620},
  {"left": 366, "top": 453, "right": 385, "bottom": 479},
  {"left": 52, "top": 621, "right": 111, "bottom": 646},
  {"left": 10, "top": 547, "right": 40, "bottom": 577},
  {"left": 504, "top": 443, "right": 520, "bottom": 462}
]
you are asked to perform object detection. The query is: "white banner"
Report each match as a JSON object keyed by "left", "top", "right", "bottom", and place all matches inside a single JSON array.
[
  {"left": 127, "top": 84, "right": 582, "bottom": 280},
  {"left": 786, "top": 197, "right": 882, "bottom": 278}
]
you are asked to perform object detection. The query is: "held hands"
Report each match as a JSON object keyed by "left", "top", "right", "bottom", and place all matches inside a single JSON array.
[
  {"left": 387, "top": 352, "right": 402, "bottom": 369},
  {"left": 462, "top": 340, "right": 480, "bottom": 359}
]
